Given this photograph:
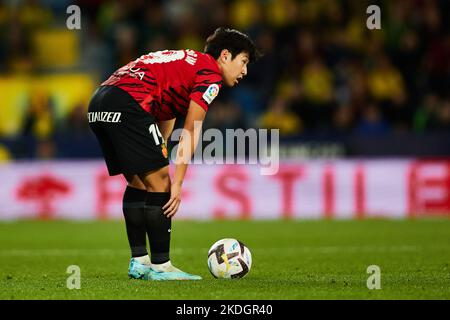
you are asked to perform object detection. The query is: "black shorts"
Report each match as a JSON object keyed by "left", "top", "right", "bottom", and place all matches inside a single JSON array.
[{"left": 88, "top": 85, "right": 169, "bottom": 176}]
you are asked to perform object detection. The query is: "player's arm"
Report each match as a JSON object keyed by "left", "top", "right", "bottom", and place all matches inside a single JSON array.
[{"left": 163, "top": 100, "right": 206, "bottom": 217}]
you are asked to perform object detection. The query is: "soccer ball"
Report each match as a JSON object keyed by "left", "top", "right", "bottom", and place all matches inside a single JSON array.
[{"left": 207, "top": 238, "right": 252, "bottom": 279}]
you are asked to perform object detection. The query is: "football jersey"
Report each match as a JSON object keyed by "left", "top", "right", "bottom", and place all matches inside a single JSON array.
[{"left": 101, "top": 49, "right": 223, "bottom": 121}]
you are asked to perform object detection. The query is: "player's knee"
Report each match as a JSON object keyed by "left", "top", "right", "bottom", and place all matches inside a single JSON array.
[
  {"left": 141, "top": 166, "right": 171, "bottom": 192},
  {"left": 124, "top": 174, "right": 146, "bottom": 190}
]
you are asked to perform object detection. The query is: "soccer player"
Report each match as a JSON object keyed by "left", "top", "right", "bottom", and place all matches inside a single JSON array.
[{"left": 88, "top": 28, "right": 259, "bottom": 280}]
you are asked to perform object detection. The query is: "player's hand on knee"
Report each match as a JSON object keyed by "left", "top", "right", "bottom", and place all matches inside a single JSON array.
[{"left": 163, "top": 183, "right": 182, "bottom": 217}]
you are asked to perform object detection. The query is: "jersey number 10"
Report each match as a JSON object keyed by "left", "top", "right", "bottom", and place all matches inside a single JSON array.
[{"left": 149, "top": 124, "right": 164, "bottom": 146}]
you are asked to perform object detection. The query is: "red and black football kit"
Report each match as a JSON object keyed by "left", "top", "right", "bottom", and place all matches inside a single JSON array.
[{"left": 88, "top": 50, "right": 223, "bottom": 176}]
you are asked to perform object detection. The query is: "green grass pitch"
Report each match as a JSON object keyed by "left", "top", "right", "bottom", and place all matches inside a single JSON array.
[{"left": 0, "top": 219, "right": 449, "bottom": 300}]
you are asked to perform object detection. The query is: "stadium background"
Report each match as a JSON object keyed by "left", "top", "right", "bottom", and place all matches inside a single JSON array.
[{"left": 0, "top": 0, "right": 448, "bottom": 219}]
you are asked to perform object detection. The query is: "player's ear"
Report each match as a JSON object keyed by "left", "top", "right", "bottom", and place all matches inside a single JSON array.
[{"left": 220, "top": 49, "right": 231, "bottom": 63}]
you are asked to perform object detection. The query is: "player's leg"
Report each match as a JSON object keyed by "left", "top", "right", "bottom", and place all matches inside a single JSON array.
[
  {"left": 92, "top": 86, "right": 199, "bottom": 280},
  {"left": 122, "top": 175, "right": 147, "bottom": 261},
  {"left": 88, "top": 86, "right": 154, "bottom": 279},
  {"left": 138, "top": 166, "right": 171, "bottom": 266},
  {"left": 121, "top": 174, "right": 152, "bottom": 278},
  {"left": 139, "top": 167, "right": 201, "bottom": 280}
]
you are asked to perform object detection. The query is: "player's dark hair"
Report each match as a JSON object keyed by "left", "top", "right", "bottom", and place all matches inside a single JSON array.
[{"left": 204, "top": 27, "right": 260, "bottom": 63}]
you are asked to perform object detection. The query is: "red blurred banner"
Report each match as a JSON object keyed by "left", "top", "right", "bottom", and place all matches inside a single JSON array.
[{"left": 0, "top": 159, "right": 449, "bottom": 220}]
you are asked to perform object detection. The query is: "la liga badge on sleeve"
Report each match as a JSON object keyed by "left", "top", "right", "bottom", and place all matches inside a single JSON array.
[{"left": 202, "top": 84, "right": 220, "bottom": 104}]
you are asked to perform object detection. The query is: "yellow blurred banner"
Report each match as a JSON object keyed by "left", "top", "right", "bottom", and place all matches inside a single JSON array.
[
  {"left": 33, "top": 29, "right": 79, "bottom": 68},
  {"left": 0, "top": 74, "right": 96, "bottom": 136}
]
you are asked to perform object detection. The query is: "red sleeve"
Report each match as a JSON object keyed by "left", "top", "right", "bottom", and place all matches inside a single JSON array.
[{"left": 189, "top": 69, "right": 223, "bottom": 112}]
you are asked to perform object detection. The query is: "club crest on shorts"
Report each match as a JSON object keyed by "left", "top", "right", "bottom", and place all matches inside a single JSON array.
[
  {"left": 202, "top": 84, "right": 220, "bottom": 104},
  {"left": 161, "top": 142, "right": 168, "bottom": 158}
]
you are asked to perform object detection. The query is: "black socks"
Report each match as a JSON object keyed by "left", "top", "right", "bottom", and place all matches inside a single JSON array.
[
  {"left": 123, "top": 186, "right": 172, "bottom": 264},
  {"left": 122, "top": 186, "right": 148, "bottom": 258},
  {"left": 144, "top": 192, "right": 171, "bottom": 264}
]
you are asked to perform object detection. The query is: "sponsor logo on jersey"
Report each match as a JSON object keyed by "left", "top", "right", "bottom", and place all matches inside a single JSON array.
[
  {"left": 202, "top": 84, "right": 220, "bottom": 104},
  {"left": 87, "top": 112, "right": 122, "bottom": 123}
]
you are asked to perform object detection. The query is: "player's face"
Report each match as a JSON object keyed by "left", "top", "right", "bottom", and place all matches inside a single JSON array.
[{"left": 222, "top": 52, "right": 249, "bottom": 87}]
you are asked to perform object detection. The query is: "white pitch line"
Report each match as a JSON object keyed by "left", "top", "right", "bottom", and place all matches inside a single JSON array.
[
  {"left": 0, "top": 248, "right": 188, "bottom": 257},
  {"left": 0, "top": 245, "right": 420, "bottom": 257},
  {"left": 252, "top": 245, "right": 420, "bottom": 253}
]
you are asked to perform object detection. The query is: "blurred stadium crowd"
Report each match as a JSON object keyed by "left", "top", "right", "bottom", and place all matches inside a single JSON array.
[{"left": 0, "top": 0, "right": 449, "bottom": 160}]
